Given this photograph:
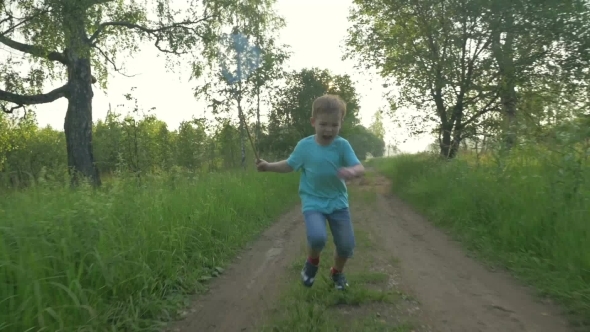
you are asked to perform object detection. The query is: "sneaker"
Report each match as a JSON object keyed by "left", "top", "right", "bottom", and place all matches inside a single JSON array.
[
  {"left": 300, "top": 260, "right": 318, "bottom": 287},
  {"left": 331, "top": 272, "right": 349, "bottom": 290}
]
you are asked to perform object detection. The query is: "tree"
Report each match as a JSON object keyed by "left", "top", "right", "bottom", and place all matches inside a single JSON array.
[
  {"left": 268, "top": 68, "right": 361, "bottom": 138},
  {"left": 345, "top": 0, "right": 589, "bottom": 158},
  {"left": 481, "top": 0, "right": 589, "bottom": 150},
  {"left": 347, "top": 125, "right": 385, "bottom": 160},
  {"left": 176, "top": 118, "right": 208, "bottom": 170},
  {"left": 368, "top": 109, "right": 385, "bottom": 140},
  {"left": 194, "top": 0, "right": 289, "bottom": 169},
  {"left": 0, "top": 0, "right": 271, "bottom": 185},
  {"left": 345, "top": 0, "right": 500, "bottom": 158},
  {"left": 264, "top": 67, "right": 370, "bottom": 157}
]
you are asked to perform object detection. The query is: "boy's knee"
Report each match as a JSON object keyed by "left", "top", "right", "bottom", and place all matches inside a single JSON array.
[
  {"left": 308, "top": 233, "right": 327, "bottom": 251},
  {"left": 336, "top": 238, "right": 355, "bottom": 258}
]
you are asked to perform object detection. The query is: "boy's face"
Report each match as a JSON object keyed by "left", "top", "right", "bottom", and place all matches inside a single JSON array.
[{"left": 311, "top": 112, "right": 342, "bottom": 145}]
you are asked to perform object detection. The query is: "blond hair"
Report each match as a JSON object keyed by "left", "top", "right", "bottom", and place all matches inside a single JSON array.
[{"left": 312, "top": 94, "right": 347, "bottom": 118}]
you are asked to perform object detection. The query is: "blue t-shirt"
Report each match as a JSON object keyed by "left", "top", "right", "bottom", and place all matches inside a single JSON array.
[{"left": 286, "top": 135, "right": 361, "bottom": 214}]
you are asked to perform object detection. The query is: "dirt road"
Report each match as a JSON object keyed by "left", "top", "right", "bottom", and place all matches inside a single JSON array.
[{"left": 167, "top": 169, "right": 572, "bottom": 332}]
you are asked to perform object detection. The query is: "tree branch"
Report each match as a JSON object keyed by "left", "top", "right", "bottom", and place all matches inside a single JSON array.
[
  {"left": 1, "top": 8, "right": 51, "bottom": 37},
  {"left": 0, "top": 35, "right": 67, "bottom": 64},
  {"left": 0, "top": 9, "right": 101, "bottom": 87},
  {"left": 87, "top": 16, "right": 213, "bottom": 52},
  {"left": 90, "top": 0, "right": 115, "bottom": 5},
  {"left": 462, "top": 93, "right": 500, "bottom": 127},
  {"left": 0, "top": 13, "right": 98, "bottom": 84},
  {"left": 0, "top": 84, "right": 69, "bottom": 112},
  {"left": 94, "top": 45, "right": 138, "bottom": 78},
  {"left": 1, "top": 104, "right": 26, "bottom": 114}
]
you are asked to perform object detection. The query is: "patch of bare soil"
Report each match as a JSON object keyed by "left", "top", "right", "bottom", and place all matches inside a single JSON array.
[{"left": 166, "top": 206, "right": 306, "bottom": 332}]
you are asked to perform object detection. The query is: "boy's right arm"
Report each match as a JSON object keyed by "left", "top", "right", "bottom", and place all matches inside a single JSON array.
[
  {"left": 258, "top": 139, "right": 303, "bottom": 173},
  {"left": 266, "top": 160, "right": 293, "bottom": 173}
]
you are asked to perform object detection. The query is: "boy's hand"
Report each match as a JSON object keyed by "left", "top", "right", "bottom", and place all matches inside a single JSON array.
[
  {"left": 337, "top": 167, "right": 357, "bottom": 180},
  {"left": 256, "top": 159, "right": 269, "bottom": 172}
]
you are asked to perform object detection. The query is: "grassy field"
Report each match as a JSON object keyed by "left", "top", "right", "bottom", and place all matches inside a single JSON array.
[
  {"left": 368, "top": 152, "right": 590, "bottom": 328},
  {"left": 0, "top": 170, "right": 299, "bottom": 332}
]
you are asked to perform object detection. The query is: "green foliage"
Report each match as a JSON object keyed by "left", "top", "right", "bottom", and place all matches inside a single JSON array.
[
  {"left": 344, "top": 0, "right": 590, "bottom": 157},
  {"left": 368, "top": 109, "right": 385, "bottom": 141},
  {"left": 0, "top": 0, "right": 271, "bottom": 91},
  {"left": 344, "top": 0, "right": 497, "bottom": 157},
  {"left": 371, "top": 146, "right": 590, "bottom": 327},
  {"left": 0, "top": 168, "right": 299, "bottom": 331},
  {"left": 0, "top": 106, "right": 257, "bottom": 187},
  {"left": 268, "top": 68, "right": 360, "bottom": 138},
  {"left": 347, "top": 125, "right": 385, "bottom": 160},
  {"left": 0, "top": 0, "right": 289, "bottom": 183}
]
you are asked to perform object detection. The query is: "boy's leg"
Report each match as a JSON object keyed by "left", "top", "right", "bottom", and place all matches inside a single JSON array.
[
  {"left": 327, "top": 208, "right": 356, "bottom": 290},
  {"left": 301, "top": 210, "right": 328, "bottom": 287}
]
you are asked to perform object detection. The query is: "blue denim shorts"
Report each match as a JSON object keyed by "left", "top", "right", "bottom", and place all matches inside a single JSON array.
[{"left": 303, "top": 208, "right": 356, "bottom": 258}]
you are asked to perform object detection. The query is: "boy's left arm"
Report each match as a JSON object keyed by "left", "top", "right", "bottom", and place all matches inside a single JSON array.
[
  {"left": 348, "top": 163, "right": 365, "bottom": 177},
  {"left": 341, "top": 140, "right": 365, "bottom": 178}
]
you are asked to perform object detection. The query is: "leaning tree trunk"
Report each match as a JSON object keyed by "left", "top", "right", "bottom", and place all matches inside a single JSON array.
[
  {"left": 439, "top": 101, "right": 464, "bottom": 159},
  {"left": 62, "top": 6, "right": 101, "bottom": 187},
  {"left": 439, "top": 109, "right": 461, "bottom": 159},
  {"left": 439, "top": 125, "right": 460, "bottom": 159}
]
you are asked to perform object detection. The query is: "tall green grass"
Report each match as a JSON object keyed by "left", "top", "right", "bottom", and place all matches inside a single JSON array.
[
  {"left": 0, "top": 169, "right": 299, "bottom": 331},
  {"left": 369, "top": 151, "right": 590, "bottom": 327}
]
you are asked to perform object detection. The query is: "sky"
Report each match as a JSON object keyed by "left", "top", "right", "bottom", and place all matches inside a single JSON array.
[{"left": 12, "top": 0, "right": 435, "bottom": 154}]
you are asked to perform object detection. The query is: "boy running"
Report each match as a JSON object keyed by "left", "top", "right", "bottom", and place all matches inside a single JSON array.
[{"left": 255, "top": 94, "right": 365, "bottom": 290}]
